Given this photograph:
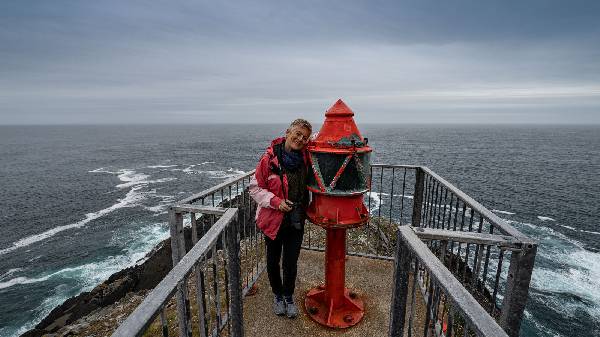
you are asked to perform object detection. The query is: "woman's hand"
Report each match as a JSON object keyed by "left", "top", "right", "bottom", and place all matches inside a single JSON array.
[{"left": 278, "top": 199, "right": 293, "bottom": 212}]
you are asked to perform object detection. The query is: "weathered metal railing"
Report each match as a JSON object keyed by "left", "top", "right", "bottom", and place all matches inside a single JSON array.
[
  {"left": 113, "top": 164, "right": 536, "bottom": 337},
  {"left": 414, "top": 167, "right": 537, "bottom": 337},
  {"left": 389, "top": 226, "right": 509, "bottom": 337},
  {"left": 302, "top": 164, "right": 418, "bottom": 259},
  {"left": 303, "top": 164, "right": 537, "bottom": 336},
  {"left": 113, "top": 171, "right": 263, "bottom": 337},
  {"left": 111, "top": 207, "right": 242, "bottom": 337}
]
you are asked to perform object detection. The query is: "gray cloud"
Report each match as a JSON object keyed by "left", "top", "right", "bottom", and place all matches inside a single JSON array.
[{"left": 1, "top": 0, "right": 599, "bottom": 124}]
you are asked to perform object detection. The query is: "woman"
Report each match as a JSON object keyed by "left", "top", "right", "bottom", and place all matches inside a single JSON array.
[{"left": 249, "top": 119, "right": 312, "bottom": 318}]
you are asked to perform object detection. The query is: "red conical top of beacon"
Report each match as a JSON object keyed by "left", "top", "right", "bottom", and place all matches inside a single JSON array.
[{"left": 310, "top": 99, "right": 370, "bottom": 153}]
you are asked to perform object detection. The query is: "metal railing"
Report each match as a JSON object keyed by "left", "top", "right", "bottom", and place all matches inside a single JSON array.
[
  {"left": 113, "top": 171, "right": 263, "bottom": 337},
  {"left": 111, "top": 207, "right": 241, "bottom": 337},
  {"left": 302, "top": 164, "right": 536, "bottom": 336},
  {"left": 302, "top": 164, "right": 418, "bottom": 259},
  {"left": 389, "top": 226, "right": 509, "bottom": 337},
  {"left": 414, "top": 167, "right": 537, "bottom": 337},
  {"left": 112, "top": 164, "right": 536, "bottom": 337}
]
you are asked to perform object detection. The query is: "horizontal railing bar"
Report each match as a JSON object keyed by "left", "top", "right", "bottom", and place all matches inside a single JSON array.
[
  {"left": 412, "top": 227, "right": 522, "bottom": 250},
  {"left": 171, "top": 205, "right": 228, "bottom": 215},
  {"left": 301, "top": 245, "right": 395, "bottom": 261},
  {"left": 371, "top": 163, "right": 420, "bottom": 169},
  {"left": 242, "top": 263, "right": 267, "bottom": 297},
  {"left": 111, "top": 208, "right": 239, "bottom": 337},
  {"left": 421, "top": 166, "right": 530, "bottom": 242},
  {"left": 178, "top": 170, "right": 255, "bottom": 205},
  {"left": 399, "top": 226, "right": 509, "bottom": 337}
]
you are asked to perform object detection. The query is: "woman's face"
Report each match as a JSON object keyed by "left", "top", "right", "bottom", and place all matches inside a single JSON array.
[{"left": 285, "top": 125, "right": 311, "bottom": 151}]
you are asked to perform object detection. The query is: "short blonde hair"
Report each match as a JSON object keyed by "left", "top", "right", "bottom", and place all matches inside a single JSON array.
[{"left": 289, "top": 118, "right": 312, "bottom": 133}]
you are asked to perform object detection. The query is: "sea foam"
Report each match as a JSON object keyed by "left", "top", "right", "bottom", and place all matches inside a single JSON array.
[
  {"left": 492, "top": 209, "right": 516, "bottom": 215},
  {"left": 504, "top": 218, "right": 600, "bottom": 321},
  {"left": 8, "top": 223, "right": 170, "bottom": 335},
  {"left": 0, "top": 187, "right": 146, "bottom": 256},
  {"left": 0, "top": 167, "right": 176, "bottom": 256},
  {"left": 115, "top": 169, "right": 176, "bottom": 188}
]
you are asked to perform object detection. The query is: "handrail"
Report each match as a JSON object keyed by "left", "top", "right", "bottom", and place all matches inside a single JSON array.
[
  {"left": 178, "top": 170, "right": 255, "bottom": 205},
  {"left": 413, "top": 227, "right": 522, "bottom": 251},
  {"left": 111, "top": 208, "right": 239, "bottom": 337},
  {"left": 111, "top": 163, "right": 536, "bottom": 337},
  {"left": 420, "top": 166, "right": 531, "bottom": 242},
  {"left": 371, "top": 163, "right": 421, "bottom": 169},
  {"left": 390, "top": 225, "right": 510, "bottom": 337}
]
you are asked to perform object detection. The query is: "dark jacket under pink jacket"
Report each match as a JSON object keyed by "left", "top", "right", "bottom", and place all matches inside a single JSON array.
[{"left": 249, "top": 137, "right": 308, "bottom": 239}]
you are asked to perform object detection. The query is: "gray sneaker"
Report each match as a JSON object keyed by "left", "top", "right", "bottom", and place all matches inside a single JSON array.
[
  {"left": 284, "top": 296, "right": 298, "bottom": 318},
  {"left": 273, "top": 295, "right": 286, "bottom": 316}
]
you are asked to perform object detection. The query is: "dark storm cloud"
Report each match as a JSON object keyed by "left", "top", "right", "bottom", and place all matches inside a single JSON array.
[{"left": 1, "top": 0, "right": 599, "bottom": 124}]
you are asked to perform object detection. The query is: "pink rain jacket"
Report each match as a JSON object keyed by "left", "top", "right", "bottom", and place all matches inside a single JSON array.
[{"left": 249, "top": 137, "right": 308, "bottom": 240}]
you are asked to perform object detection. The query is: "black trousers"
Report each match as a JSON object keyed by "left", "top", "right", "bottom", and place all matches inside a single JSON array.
[{"left": 265, "top": 220, "right": 304, "bottom": 297}]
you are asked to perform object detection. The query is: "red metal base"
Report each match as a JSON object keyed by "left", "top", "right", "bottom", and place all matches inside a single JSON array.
[
  {"left": 305, "top": 286, "right": 364, "bottom": 328},
  {"left": 304, "top": 228, "right": 365, "bottom": 328},
  {"left": 306, "top": 193, "right": 369, "bottom": 229}
]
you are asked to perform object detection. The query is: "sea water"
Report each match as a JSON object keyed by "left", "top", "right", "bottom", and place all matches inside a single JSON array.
[{"left": 0, "top": 124, "right": 598, "bottom": 337}]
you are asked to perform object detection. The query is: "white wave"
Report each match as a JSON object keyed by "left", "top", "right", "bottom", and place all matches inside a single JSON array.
[
  {"left": 145, "top": 204, "right": 168, "bottom": 213},
  {"left": 147, "top": 164, "right": 178, "bottom": 168},
  {"left": 91, "top": 168, "right": 176, "bottom": 188},
  {"left": 537, "top": 216, "right": 555, "bottom": 222},
  {"left": 531, "top": 248, "right": 600, "bottom": 320},
  {"left": 116, "top": 171, "right": 176, "bottom": 189},
  {"left": 2, "top": 225, "right": 168, "bottom": 292},
  {"left": 0, "top": 275, "right": 53, "bottom": 290},
  {"left": 374, "top": 192, "right": 413, "bottom": 199},
  {"left": 88, "top": 167, "right": 117, "bottom": 174},
  {"left": 365, "top": 192, "right": 382, "bottom": 213},
  {"left": 505, "top": 218, "right": 600, "bottom": 321},
  {"left": 180, "top": 165, "right": 245, "bottom": 179},
  {"left": 492, "top": 209, "right": 516, "bottom": 215},
  {"left": 580, "top": 229, "right": 600, "bottom": 235},
  {"left": 115, "top": 170, "right": 150, "bottom": 188},
  {"left": 143, "top": 192, "right": 175, "bottom": 214},
  {"left": 558, "top": 224, "right": 576, "bottom": 231},
  {"left": 182, "top": 165, "right": 197, "bottom": 174},
  {"left": 513, "top": 221, "right": 539, "bottom": 230},
  {"left": 0, "top": 187, "right": 146, "bottom": 256},
  {"left": 28, "top": 255, "right": 43, "bottom": 262},
  {"left": 8, "top": 223, "right": 170, "bottom": 336},
  {"left": 0, "top": 268, "right": 24, "bottom": 280},
  {"left": 199, "top": 161, "right": 215, "bottom": 165},
  {"left": 206, "top": 168, "right": 246, "bottom": 179}
]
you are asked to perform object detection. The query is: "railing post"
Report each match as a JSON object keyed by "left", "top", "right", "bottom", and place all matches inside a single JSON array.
[
  {"left": 389, "top": 226, "right": 411, "bottom": 337},
  {"left": 227, "top": 216, "right": 244, "bottom": 337},
  {"left": 411, "top": 167, "right": 425, "bottom": 227},
  {"left": 499, "top": 242, "right": 537, "bottom": 337},
  {"left": 169, "top": 208, "right": 192, "bottom": 337}
]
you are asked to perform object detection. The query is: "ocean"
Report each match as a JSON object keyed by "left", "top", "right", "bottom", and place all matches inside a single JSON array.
[{"left": 0, "top": 124, "right": 598, "bottom": 337}]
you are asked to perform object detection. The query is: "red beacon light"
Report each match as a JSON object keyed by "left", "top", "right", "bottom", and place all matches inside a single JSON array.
[{"left": 304, "top": 99, "right": 372, "bottom": 328}]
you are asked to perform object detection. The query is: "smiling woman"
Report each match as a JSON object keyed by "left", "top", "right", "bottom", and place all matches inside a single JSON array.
[{"left": 249, "top": 118, "right": 313, "bottom": 319}]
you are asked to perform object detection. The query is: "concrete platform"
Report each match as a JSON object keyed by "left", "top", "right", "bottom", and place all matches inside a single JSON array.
[{"left": 242, "top": 249, "right": 397, "bottom": 337}]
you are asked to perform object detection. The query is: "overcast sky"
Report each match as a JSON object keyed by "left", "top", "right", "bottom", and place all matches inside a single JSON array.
[{"left": 1, "top": 0, "right": 599, "bottom": 124}]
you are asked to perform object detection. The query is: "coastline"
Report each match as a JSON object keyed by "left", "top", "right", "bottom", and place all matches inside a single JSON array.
[
  {"left": 21, "top": 194, "right": 249, "bottom": 337},
  {"left": 20, "top": 235, "right": 174, "bottom": 337}
]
